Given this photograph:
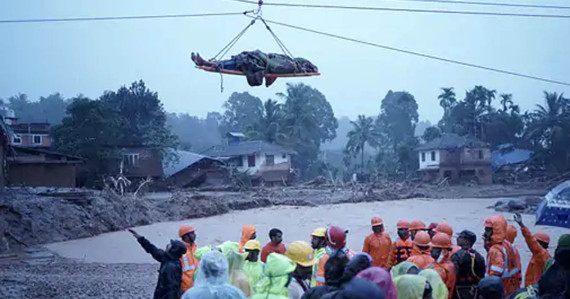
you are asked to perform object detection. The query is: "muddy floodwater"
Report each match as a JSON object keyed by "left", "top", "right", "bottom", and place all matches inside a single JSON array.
[{"left": 47, "top": 197, "right": 567, "bottom": 273}]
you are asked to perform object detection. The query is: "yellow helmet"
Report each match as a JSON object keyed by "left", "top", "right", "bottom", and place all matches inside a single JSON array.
[
  {"left": 244, "top": 239, "right": 262, "bottom": 251},
  {"left": 311, "top": 227, "right": 326, "bottom": 238},
  {"left": 285, "top": 241, "right": 317, "bottom": 267}
]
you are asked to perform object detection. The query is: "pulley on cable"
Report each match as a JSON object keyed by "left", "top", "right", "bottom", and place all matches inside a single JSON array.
[{"left": 190, "top": 0, "right": 320, "bottom": 91}]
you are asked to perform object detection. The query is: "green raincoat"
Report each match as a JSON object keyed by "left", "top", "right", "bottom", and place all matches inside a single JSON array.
[
  {"left": 391, "top": 261, "right": 419, "bottom": 279},
  {"left": 394, "top": 274, "right": 428, "bottom": 299},
  {"left": 243, "top": 260, "right": 265, "bottom": 293},
  {"left": 419, "top": 269, "right": 448, "bottom": 299},
  {"left": 251, "top": 253, "right": 296, "bottom": 299}
]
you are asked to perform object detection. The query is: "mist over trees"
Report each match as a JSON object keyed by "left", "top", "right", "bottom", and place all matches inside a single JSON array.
[{"left": 3, "top": 81, "right": 569, "bottom": 181}]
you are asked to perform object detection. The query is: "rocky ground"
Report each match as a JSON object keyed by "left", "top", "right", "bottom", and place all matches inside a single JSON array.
[{"left": 0, "top": 258, "right": 156, "bottom": 298}]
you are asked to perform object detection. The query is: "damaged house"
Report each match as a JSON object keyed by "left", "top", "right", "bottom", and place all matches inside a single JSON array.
[
  {"left": 163, "top": 150, "right": 228, "bottom": 188},
  {"left": 416, "top": 133, "right": 492, "bottom": 184},
  {"left": 202, "top": 133, "right": 295, "bottom": 184}
]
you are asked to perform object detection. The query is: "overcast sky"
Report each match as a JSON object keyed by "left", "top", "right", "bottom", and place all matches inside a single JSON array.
[{"left": 1, "top": 0, "right": 569, "bottom": 123}]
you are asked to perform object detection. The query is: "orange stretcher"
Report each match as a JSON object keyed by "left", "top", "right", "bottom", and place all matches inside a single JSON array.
[{"left": 198, "top": 66, "right": 320, "bottom": 78}]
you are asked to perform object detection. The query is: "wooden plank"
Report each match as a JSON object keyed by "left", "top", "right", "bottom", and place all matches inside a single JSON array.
[{"left": 197, "top": 66, "right": 320, "bottom": 78}]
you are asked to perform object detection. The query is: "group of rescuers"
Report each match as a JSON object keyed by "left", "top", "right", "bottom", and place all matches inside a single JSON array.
[{"left": 128, "top": 212, "right": 570, "bottom": 299}]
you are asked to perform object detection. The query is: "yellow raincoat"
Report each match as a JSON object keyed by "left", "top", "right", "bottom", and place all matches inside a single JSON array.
[
  {"left": 394, "top": 274, "right": 428, "bottom": 299},
  {"left": 391, "top": 261, "right": 419, "bottom": 278},
  {"left": 219, "top": 241, "right": 252, "bottom": 297},
  {"left": 251, "top": 253, "right": 296, "bottom": 299},
  {"left": 419, "top": 269, "right": 449, "bottom": 299}
]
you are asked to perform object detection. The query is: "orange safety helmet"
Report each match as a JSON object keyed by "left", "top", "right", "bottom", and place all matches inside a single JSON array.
[
  {"left": 431, "top": 232, "right": 452, "bottom": 248},
  {"left": 435, "top": 222, "right": 453, "bottom": 237},
  {"left": 371, "top": 217, "right": 383, "bottom": 227},
  {"left": 178, "top": 225, "right": 196, "bottom": 237},
  {"left": 410, "top": 220, "right": 426, "bottom": 232},
  {"left": 414, "top": 231, "right": 431, "bottom": 247},
  {"left": 397, "top": 220, "right": 411, "bottom": 229},
  {"left": 534, "top": 231, "right": 550, "bottom": 244}
]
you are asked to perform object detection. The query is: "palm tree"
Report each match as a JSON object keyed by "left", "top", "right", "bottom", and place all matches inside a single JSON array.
[
  {"left": 346, "top": 115, "right": 380, "bottom": 168},
  {"left": 526, "top": 92, "right": 569, "bottom": 149},
  {"left": 499, "top": 94, "right": 513, "bottom": 112},
  {"left": 438, "top": 87, "right": 456, "bottom": 132},
  {"left": 246, "top": 99, "right": 285, "bottom": 143}
]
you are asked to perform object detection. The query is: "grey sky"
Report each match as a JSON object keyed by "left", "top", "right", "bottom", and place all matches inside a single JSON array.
[{"left": 1, "top": 0, "right": 569, "bottom": 124}]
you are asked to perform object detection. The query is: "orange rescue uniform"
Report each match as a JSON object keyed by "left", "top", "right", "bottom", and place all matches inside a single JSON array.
[
  {"left": 238, "top": 225, "right": 256, "bottom": 253},
  {"left": 387, "top": 238, "right": 413, "bottom": 268},
  {"left": 362, "top": 231, "right": 392, "bottom": 267},
  {"left": 521, "top": 227, "right": 551, "bottom": 287},
  {"left": 180, "top": 242, "right": 199, "bottom": 292},
  {"left": 485, "top": 215, "right": 520, "bottom": 297}
]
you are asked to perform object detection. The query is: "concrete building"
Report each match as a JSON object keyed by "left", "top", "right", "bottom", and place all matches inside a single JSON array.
[
  {"left": 202, "top": 133, "right": 295, "bottom": 184},
  {"left": 416, "top": 133, "right": 492, "bottom": 184}
]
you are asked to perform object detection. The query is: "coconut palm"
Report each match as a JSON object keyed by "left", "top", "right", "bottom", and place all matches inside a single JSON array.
[{"left": 346, "top": 115, "right": 380, "bottom": 168}]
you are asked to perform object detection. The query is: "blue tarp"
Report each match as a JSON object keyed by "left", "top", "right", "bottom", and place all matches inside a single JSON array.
[
  {"left": 536, "top": 180, "right": 570, "bottom": 228},
  {"left": 492, "top": 144, "right": 533, "bottom": 172}
]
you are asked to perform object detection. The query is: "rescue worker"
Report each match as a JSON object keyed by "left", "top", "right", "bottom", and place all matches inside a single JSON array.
[
  {"left": 393, "top": 274, "right": 433, "bottom": 299},
  {"left": 285, "top": 241, "right": 317, "bottom": 299},
  {"left": 362, "top": 216, "right": 392, "bottom": 267},
  {"left": 243, "top": 240, "right": 264, "bottom": 293},
  {"left": 483, "top": 214, "right": 519, "bottom": 297},
  {"left": 504, "top": 224, "right": 523, "bottom": 289},
  {"left": 477, "top": 276, "right": 505, "bottom": 299},
  {"left": 537, "top": 234, "right": 570, "bottom": 298},
  {"left": 387, "top": 220, "right": 413, "bottom": 268},
  {"left": 410, "top": 220, "right": 426, "bottom": 240},
  {"left": 451, "top": 230, "right": 485, "bottom": 299},
  {"left": 315, "top": 226, "right": 355, "bottom": 286},
  {"left": 513, "top": 213, "right": 551, "bottom": 287},
  {"left": 427, "top": 222, "right": 439, "bottom": 239},
  {"left": 310, "top": 228, "right": 327, "bottom": 287},
  {"left": 251, "top": 253, "right": 296, "bottom": 299},
  {"left": 391, "top": 261, "right": 420, "bottom": 278},
  {"left": 356, "top": 267, "right": 398, "bottom": 299},
  {"left": 339, "top": 253, "right": 373, "bottom": 284},
  {"left": 429, "top": 232, "right": 456, "bottom": 297},
  {"left": 420, "top": 269, "right": 449, "bottom": 299},
  {"left": 406, "top": 231, "right": 435, "bottom": 269},
  {"left": 506, "top": 225, "right": 517, "bottom": 244},
  {"left": 302, "top": 250, "right": 349, "bottom": 299},
  {"left": 261, "top": 228, "right": 286, "bottom": 263},
  {"left": 218, "top": 241, "right": 252, "bottom": 297},
  {"left": 239, "top": 225, "right": 257, "bottom": 253},
  {"left": 128, "top": 228, "right": 187, "bottom": 299},
  {"left": 435, "top": 222, "right": 461, "bottom": 256},
  {"left": 178, "top": 225, "right": 199, "bottom": 292},
  {"left": 181, "top": 250, "right": 246, "bottom": 299}
]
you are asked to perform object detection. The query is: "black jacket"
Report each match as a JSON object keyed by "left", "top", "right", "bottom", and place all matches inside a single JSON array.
[
  {"left": 451, "top": 248, "right": 486, "bottom": 299},
  {"left": 137, "top": 237, "right": 187, "bottom": 299},
  {"left": 302, "top": 251, "right": 349, "bottom": 299}
]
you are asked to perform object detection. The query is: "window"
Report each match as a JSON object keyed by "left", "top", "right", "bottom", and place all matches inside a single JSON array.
[
  {"left": 282, "top": 154, "right": 286, "bottom": 159},
  {"left": 248, "top": 155, "right": 256, "bottom": 167},
  {"left": 12, "top": 135, "right": 21, "bottom": 144},
  {"left": 421, "top": 152, "right": 426, "bottom": 162},
  {"left": 431, "top": 151, "right": 436, "bottom": 161},
  {"left": 478, "top": 150, "right": 483, "bottom": 159},
  {"left": 230, "top": 157, "right": 243, "bottom": 167},
  {"left": 266, "top": 154, "right": 275, "bottom": 166},
  {"left": 123, "top": 153, "right": 140, "bottom": 167},
  {"left": 32, "top": 135, "right": 42, "bottom": 145}
]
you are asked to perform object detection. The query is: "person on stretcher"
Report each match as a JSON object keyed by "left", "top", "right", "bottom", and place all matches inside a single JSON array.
[{"left": 191, "top": 50, "right": 318, "bottom": 87}]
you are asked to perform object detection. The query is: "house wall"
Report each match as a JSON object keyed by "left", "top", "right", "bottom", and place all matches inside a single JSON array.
[
  {"left": 461, "top": 147, "right": 492, "bottom": 164},
  {"left": 11, "top": 133, "right": 51, "bottom": 148},
  {"left": 120, "top": 148, "right": 164, "bottom": 178},
  {"left": 237, "top": 152, "right": 291, "bottom": 173},
  {"left": 8, "top": 163, "right": 77, "bottom": 187},
  {"left": 418, "top": 150, "right": 440, "bottom": 170},
  {"left": 0, "top": 142, "right": 4, "bottom": 187}
]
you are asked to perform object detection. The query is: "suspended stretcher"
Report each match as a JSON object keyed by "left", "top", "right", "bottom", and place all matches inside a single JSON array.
[
  {"left": 197, "top": 65, "right": 320, "bottom": 78},
  {"left": 194, "top": 1, "right": 319, "bottom": 90}
]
